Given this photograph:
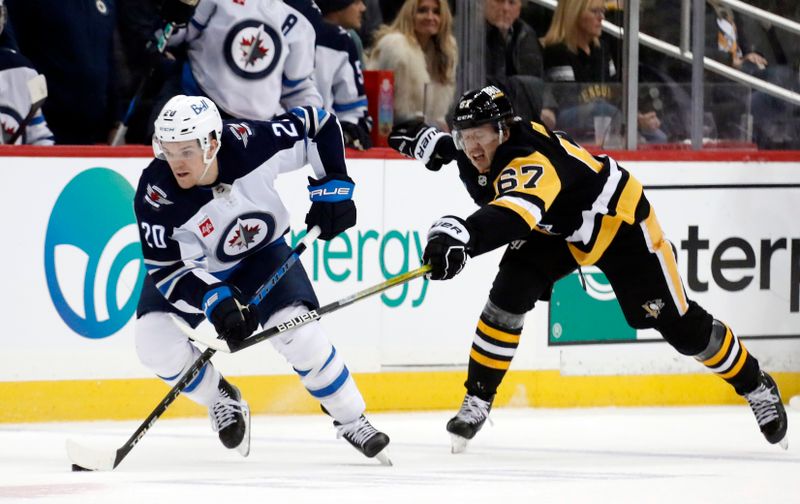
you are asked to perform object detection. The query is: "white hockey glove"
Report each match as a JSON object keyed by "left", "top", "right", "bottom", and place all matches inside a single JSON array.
[
  {"left": 388, "top": 120, "right": 457, "bottom": 171},
  {"left": 423, "top": 216, "right": 472, "bottom": 280}
]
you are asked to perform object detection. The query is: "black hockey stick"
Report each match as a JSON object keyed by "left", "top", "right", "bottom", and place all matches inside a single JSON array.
[
  {"left": 190, "top": 263, "right": 432, "bottom": 354},
  {"left": 110, "top": 0, "right": 199, "bottom": 146},
  {"left": 65, "top": 226, "right": 321, "bottom": 471},
  {"left": 7, "top": 74, "right": 47, "bottom": 145}
]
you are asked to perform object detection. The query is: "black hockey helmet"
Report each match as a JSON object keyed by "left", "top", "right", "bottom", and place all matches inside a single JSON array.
[
  {"left": 451, "top": 86, "right": 516, "bottom": 150},
  {"left": 452, "top": 85, "right": 515, "bottom": 131}
]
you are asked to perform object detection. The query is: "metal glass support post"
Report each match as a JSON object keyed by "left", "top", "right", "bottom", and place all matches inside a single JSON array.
[
  {"left": 622, "top": 0, "right": 640, "bottom": 150},
  {"left": 690, "top": 0, "right": 705, "bottom": 150}
]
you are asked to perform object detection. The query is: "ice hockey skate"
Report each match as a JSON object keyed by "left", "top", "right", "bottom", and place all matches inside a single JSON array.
[
  {"left": 209, "top": 378, "right": 251, "bottom": 457},
  {"left": 446, "top": 393, "right": 494, "bottom": 454},
  {"left": 744, "top": 371, "right": 788, "bottom": 449},
  {"left": 334, "top": 415, "right": 392, "bottom": 466}
]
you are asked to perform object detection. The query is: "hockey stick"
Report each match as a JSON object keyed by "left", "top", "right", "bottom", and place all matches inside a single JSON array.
[
  {"left": 110, "top": 0, "right": 199, "bottom": 146},
  {"left": 6, "top": 74, "right": 47, "bottom": 145},
  {"left": 191, "top": 263, "right": 432, "bottom": 354},
  {"left": 65, "top": 227, "right": 320, "bottom": 471}
]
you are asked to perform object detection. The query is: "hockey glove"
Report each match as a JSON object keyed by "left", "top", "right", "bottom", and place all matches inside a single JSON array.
[
  {"left": 305, "top": 173, "right": 357, "bottom": 240},
  {"left": 423, "top": 216, "right": 472, "bottom": 280},
  {"left": 160, "top": 0, "right": 198, "bottom": 27},
  {"left": 341, "top": 119, "right": 373, "bottom": 151},
  {"left": 203, "top": 285, "right": 259, "bottom": 341},
  {"left": 388, "top": 120, "right": 457, "bottom": 171}
]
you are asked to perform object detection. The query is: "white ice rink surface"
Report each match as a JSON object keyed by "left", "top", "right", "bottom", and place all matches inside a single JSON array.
[{"left": 1, "top": 407, "right": 798, "bottom": 504}]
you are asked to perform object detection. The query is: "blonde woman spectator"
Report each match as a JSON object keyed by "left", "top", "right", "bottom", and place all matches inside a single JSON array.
[{"left": 367, "top": 0, "right": 457, "bottom": 128}]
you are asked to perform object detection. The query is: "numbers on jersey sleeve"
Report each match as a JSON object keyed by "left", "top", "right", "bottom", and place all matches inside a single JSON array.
[
  {"left": 282, "top": 14, "right": 298, "bottom": 35},
  {"left": 497, "top": 165, "right": 544, "bottom": 195},
  {"left": 272, "top": 121, "right": 300, "bottom": 138},
  {"left": 141, "top": 222, "right": 168, "bottom": 249}
]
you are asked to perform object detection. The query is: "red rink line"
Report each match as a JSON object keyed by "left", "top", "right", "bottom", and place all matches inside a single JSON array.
[{"left": 1, "top": 144, "right": 799, "bottom": 162}]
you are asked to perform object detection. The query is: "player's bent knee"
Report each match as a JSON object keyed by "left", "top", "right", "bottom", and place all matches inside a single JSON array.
[
  {"left": 268, "top": 304, "right": 330, "bottom": 366},
  {"left": 482, "top": 298, "right": 526, "bottom": 330},
  {"left": 135, "top": 312, "right": 197, "bottom": 374},
  {"left": 654, "top": 301, "right": 714, "bottom": 356}
]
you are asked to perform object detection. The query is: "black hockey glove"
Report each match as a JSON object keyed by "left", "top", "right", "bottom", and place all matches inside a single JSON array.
[
  {"left": 203, "top": 285, "right": 259, "bottom": 341},
  {"left": 423, "top": 216, "right": 472, "bottom": 280},
  {"left": 160, "top": 0, "right": 198, "bottom": 27},
  {"left": 305, "top": 173, "right": 357, "bottom": 240},
  {"left": 341, "top": 118, "right": 373, "bottom": 151},
  {"left": 388, "top": 120, "right": 457, "bottom": 171}
]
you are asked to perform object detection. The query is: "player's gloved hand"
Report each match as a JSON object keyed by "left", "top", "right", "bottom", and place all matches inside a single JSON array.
[
  {"left": 423, "top": 216, "right": 472, "bottom": 280},
  {"left": 341, "top": 119, "right": 373, "bottom": 151},
  {"left": 203, "top": 284, "right": 259, "bottom": 341},
  {"left": 160, "top": 0, "right": 198, "bottom": 26},
  {"left": 388, "top": 120, "right": 457, "bottom": 171},
  {"left": 305, "top": 173, "right": 357, "bottom": 240}
]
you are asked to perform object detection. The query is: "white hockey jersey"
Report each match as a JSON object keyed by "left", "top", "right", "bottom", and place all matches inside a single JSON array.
[
  {"left": 173, "top": 0, "right": 323, "bottom": 120},
  {"left": 284, "top": 0, "right": 368, "bottom": 127},
  {"left": 134, "top": 106, "right": 346, "bottom": 311},
  {"left": 0, "top": 49, "right": 54, "bottom": 145}
]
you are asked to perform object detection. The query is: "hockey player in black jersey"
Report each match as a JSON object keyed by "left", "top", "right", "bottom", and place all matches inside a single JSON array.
[
  {"left": 134, "top": 94, "right": 390, "bottom": 464},
  {"left": 389, "top": 85, "right": 788, "bottom": 453}
]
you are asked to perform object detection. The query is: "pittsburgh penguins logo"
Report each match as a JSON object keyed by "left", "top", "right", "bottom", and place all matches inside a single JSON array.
[{"left": 223, "top": 19, "right": 283, "bottom": 80}]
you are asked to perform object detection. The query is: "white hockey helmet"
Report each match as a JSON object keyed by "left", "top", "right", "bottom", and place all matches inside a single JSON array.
[{"left": 152, "top": 95, "right": 223, "bottom": 163}]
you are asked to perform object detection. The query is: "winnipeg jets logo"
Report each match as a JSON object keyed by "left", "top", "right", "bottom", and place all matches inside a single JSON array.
[
  {"left": 144, "top": 184, "right": 173, "bottom": 208},
  {"left": 224, "top": 20, "right": 282, "bottom": 79},
  {"left": 229, "top": 123, "right": 253, "bottom": 147},
  {"left": 642, "top": 298, "right": 665, "bottom": 319},
  {"left": 227, "top": 221, "right": 261, "bottom": 250},
  {"left": 0, "top": 105, "right": 23, "bottom": 144},
  {"left": 216, "top": 212, "right": 276, "bottom": 261}
]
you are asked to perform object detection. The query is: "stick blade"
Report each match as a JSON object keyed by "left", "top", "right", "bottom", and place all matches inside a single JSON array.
[
  {"left": 170, "top": 315, "right": 232, "bottom": 352},
  {"left": 66, "top": 439, "right": 118, "bottom": 471}
]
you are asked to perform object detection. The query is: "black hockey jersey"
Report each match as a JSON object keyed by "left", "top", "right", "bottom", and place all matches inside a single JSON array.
[
  {"left": 463, "top": 120, "right": 647, "bottom": 264},
  {"left": 134, "top": 106, "right": 346, "bottom": 312}
]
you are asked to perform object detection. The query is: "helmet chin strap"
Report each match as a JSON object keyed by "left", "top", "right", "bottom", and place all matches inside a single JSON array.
[{"left": 197, "top": 139, "right": 221, "bottom": 185}]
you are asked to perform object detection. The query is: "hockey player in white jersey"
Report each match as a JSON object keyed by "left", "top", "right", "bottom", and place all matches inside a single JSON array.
[
  {"left": 134, "top": 94, "right": 391, "bottom": 464},
  {"left": 168, "top": 0, "right": 323, "bottom": 120},
  {"left": 0, "top": 0, "right": 53, "bottom": 145},
  {"left": 285, "top": 0, "right": 372, "bottom": 150}
]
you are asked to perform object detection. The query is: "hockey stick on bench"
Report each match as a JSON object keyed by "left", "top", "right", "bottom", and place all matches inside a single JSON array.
[
  {"left": 65, "top": 226, "right": 321, "bottom": 471},
  {"left": 190, "top": 263, "right": 432, "bottom": 354}
]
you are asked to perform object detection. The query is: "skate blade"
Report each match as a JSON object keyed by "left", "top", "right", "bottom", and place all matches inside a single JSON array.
[
  {"left": 450, "top": 434, "right": 468, "bottom": 454},
  {"left": 778, "top": 436, "right": 789, "bottom": 451},
  {"left": 374, "top": 449, "right": 393, "bottom": 466},
  {"left": 235, "top": 403, "right": 251, "bottom": 458}
]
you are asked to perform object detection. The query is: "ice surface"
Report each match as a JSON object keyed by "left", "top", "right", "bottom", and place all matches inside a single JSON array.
[{"left": 1, "top": 407, "right": 798, "bottom": 503}]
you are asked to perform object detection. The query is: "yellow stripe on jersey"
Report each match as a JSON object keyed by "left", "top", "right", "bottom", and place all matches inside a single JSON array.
[
  {"left": 530, "top": 121, "right": 550, "bottom": 137},
  {"left": 470, "top": 348, "right": 512, "bottom": 370},
  {"left": 557, "top": 135, "right": 604, "bottom": 173},
  {"left": 478, "top": 319, "right": 521, "bottom": 344},
  {"left": 703, "top": 326, "right": 733, "bottom": 367},
  {"left": 568, "top": 175, "right": 643, "bottom": 265},
  {"left": 641, "top": 208, "right": 689, "bottom": 314},
  {"left": 489, "top": 152, "right": 562, "bottom": 229}
]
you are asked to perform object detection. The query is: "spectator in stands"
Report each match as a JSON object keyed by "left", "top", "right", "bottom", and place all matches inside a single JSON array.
[
  {"left": 6, "top": 0, "right": 120, "bottom": 145},
  {"left": 540, "top": 0, "right": 667, "bottom": 144},
  {"left": 484, "top": 0, "right": 555, "bottom": 126},
  {"left": 0, "top": 0, "right": 54, "bottom": 145},
  {"left": 367, "top": 0, "right": 457, "bottom": 128},
  {"left": 357, "top": 0, "right": 383, "bottom": 49}
]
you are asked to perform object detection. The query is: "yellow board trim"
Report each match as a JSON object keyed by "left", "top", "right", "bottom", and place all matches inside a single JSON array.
[
  {"left": 477, "top": 319, "right": 521, "bottom": 344},
  {"left": 703, "top": 327, "right": 733, "bottom": 367},
  {"left": 2, "top": 371, "right": 799, "bottom": 423}
]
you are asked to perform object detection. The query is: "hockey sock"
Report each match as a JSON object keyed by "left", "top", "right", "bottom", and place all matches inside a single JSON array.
[
  {"left": 465, "top": 301, "right": 524, "bottom": 401},
  {"left": 694, "top": 319, "right": 761, "bottom": 395}
]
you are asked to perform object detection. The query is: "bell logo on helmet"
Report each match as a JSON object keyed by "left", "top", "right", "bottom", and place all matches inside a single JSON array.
[{"left": 191, "top": 100, "right": 209, "bottom": 115}]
